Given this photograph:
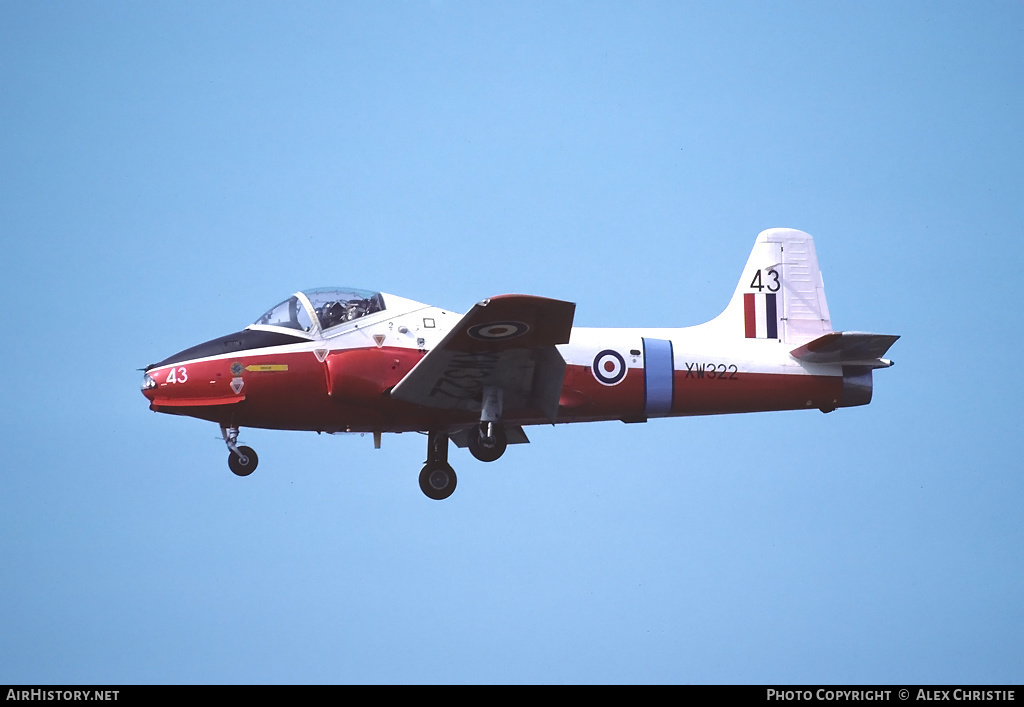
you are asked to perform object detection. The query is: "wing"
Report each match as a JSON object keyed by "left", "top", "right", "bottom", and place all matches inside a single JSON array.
[{"left": 389, "top": 294, "right": 576, "bottom": 422}]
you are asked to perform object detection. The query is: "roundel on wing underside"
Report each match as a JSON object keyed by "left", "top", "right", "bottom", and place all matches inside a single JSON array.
[
  {"left": 592, "top": 350, "right": 626, "bottom": 385},
  {"left": 467, "top": 321, "right": 530, "bottom": 341}
]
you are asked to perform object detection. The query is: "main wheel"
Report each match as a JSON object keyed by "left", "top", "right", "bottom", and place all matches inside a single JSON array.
[
  {"left": 468, "top": 424, "right": 507, "bottom": 462},
  {"left": 419, "top": 462, "right": 457, "bottom": 500},
  {"left": 228, "top": 445, "right": 258, "bottom": 476}
]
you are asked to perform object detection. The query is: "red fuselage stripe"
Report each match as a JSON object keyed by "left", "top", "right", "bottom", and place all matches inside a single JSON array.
[{"left": 145, "top": 349, "right": 843, "bottom": 432}]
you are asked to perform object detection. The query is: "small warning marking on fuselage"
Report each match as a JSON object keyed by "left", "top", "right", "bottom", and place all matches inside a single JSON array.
[
  {"left": 245, "top": 364, "right": 288, "bottom": 372},
  {"left": 373, "top": 334, "right": 385, "bottom": 347}
]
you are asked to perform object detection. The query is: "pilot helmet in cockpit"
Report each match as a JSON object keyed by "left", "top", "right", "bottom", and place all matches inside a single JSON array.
[{"left": 319, "top": 301, "right": 345, "bottom": 329}]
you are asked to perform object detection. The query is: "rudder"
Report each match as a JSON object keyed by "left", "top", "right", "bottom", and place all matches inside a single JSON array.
[{"left": 706, "top": 228, "right": 832, "bottom": 345}]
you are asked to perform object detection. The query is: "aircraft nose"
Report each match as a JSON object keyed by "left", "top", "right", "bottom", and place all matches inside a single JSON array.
[{"left": 140, "top": 370, "right": 157, "bottom": 400}]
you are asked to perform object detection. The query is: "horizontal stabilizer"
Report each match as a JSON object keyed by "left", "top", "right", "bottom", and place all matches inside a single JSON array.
[{"left": 790, "top": 331, "right": 899, "bottom": 367}]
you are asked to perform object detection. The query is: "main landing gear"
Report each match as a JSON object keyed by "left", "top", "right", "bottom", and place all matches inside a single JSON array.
[
  {"left": 467, "top": 385, "right": 508, "bottom": 463},
  {"left": 419, "top": 386, "right": 509, "bottom": 500},
  {"left": 222, "top": 426, "right": 258, "bottom": 477},
  {"left": 418, "top": 421, "right": 509, "bottom": 500},
  {"left": 419, "top": 431, "right": 456, "bottom": 500},
  {"left": 467, "top": 421, "right": 507, "bottom": 462}
]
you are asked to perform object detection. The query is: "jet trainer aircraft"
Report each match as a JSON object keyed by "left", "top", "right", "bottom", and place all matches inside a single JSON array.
[{"left": 141, "top": 228, "right": 898, "bottom": 499}]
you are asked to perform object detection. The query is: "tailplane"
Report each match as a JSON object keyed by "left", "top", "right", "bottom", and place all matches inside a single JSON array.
[{"left": 790, "top": 331, "right": 899, "bottom": 368}]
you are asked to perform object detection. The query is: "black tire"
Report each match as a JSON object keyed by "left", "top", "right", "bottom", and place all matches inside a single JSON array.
[
  {"left": 419, "top": 462, "right": 457, "bottom": 500},
  {"left": 468, "top": 424, "right": 507, "bottom": 462},
  {"left": 228, "top": 445, "right": 258, "bottom": 476}
]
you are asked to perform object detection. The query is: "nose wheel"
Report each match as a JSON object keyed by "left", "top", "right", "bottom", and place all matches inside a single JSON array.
[
  {"left": 221, "top": 426, "right": 259, "bottom": 477},
  {"left": 228, "top": 445, "right": 259, "bottom": 476}
]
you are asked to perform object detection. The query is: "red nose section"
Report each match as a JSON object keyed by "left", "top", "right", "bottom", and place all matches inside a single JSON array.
[{"left": 143, "top": 361, "right": 246, "bottom": 411}]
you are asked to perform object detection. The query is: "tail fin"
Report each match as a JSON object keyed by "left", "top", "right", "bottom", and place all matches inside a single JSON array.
[{"left": 708, "top": 228, "right": 832, "bottom": 345}]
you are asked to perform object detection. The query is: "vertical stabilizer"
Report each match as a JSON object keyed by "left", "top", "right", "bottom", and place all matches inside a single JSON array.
[{"left": 706, "top": 229, "right": 832, "bottom": 345}]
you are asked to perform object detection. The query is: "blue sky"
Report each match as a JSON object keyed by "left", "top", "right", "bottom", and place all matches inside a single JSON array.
[{"left": 1, "top": 1, "right": 1021, "bottom": 684}]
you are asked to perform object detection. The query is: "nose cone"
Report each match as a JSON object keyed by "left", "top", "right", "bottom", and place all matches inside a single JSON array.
[
  {"left": 140, "top": 370, "right": 158, "bottom": 402},
  {"left": 140, "top": 328, "right": 309, "bottom": 410}
]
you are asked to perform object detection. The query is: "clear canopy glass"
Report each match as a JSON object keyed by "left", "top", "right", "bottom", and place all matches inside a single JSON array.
[
  {"left": 254, "top": 295, "right": 314, "bottom": 332},
  {"left": 253, "top": 288, "right": 385, "bottom": 333},
  {"left": 302, "top": 288, "right": 385, "bottom": 330}
]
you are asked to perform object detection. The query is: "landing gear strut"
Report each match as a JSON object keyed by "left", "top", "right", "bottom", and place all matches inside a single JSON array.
[
  {"left": 221, "top": 426, "right": 258, "bottom": 477},
  {"left": 468, "top": 421, "right": 507, "bottom": 462},
  {"left": 468, "top": 385, "right": 508, "bottom": 462},
  {"left": 419, "top": 431, "right": 456, "bottom": 500}
]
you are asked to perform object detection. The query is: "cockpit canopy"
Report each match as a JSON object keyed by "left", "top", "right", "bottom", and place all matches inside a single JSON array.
[{"left": 252, "top": 288, "right": 385, "bottom": 336}]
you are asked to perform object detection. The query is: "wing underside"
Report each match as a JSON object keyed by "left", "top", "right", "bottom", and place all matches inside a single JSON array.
[{"left": 389, "top": 294, "right": 576, "bottom": 422}]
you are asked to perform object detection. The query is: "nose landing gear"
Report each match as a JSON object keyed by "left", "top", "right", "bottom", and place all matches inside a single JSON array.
[{"left": 221, "top": 426, "right": 259, "bottom": 477}]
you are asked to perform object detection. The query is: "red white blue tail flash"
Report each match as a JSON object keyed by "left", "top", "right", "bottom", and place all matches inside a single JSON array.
[{"left": 744, "top": 292, "right": 778, "bottom": 339}]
